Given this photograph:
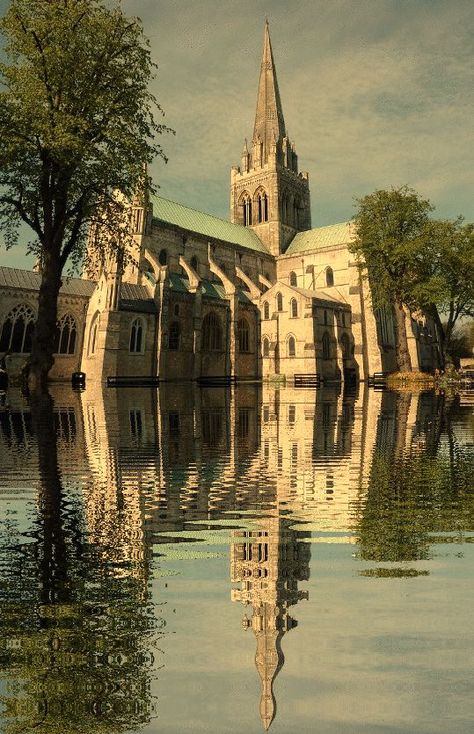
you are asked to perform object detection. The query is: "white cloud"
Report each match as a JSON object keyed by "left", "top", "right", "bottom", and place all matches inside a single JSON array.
[{"left": 131, "top": 0, "right": 474, "bottom": 225}]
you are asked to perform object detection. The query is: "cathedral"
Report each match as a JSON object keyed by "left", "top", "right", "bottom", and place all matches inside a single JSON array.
[{"left": 0, "top": 22, "right": 437, "bottom": 385}]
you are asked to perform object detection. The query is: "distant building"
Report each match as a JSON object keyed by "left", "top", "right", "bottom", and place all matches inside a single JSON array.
[{"left": 0, "top": 22, "right": 437, "bottom": 383}]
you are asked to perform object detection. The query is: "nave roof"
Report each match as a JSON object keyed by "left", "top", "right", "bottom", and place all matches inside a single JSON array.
[{"left": 151, "top": 195, "right": 270, "bottom": 255}]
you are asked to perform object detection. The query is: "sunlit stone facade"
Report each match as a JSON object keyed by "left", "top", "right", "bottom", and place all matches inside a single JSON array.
[{"left": 0, "top": 22, "right": 437, "bottom": 384}]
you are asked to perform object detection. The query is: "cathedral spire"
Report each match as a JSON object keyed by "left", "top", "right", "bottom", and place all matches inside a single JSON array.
[{"left": 253, "top": 20, "right": 286, "bottom": 163}]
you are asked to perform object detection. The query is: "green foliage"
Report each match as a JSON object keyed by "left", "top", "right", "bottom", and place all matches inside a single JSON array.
[
  {"left": 351, "top": 186, "right": 474, "bottom": 369},
  {"left": 0, "top": 0, "right": 171, "bottom": 269},
  {"left": 411, "top": 218, "right": 474, "bottom": 317},
  {"left": 350, "top": 186, "right": 433, "bottom": 309}
]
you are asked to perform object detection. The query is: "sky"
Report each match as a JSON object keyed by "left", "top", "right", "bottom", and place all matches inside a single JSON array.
[{"left": 0, "top": 0, "right": 473, "bottom": 269}]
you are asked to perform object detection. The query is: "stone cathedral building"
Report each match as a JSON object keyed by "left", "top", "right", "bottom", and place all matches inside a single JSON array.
[{"left": 0, "top": 22, "right": 436, "bottom": 384}]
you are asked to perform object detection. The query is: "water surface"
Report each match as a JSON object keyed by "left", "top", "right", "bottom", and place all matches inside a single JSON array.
[{"left": 0, "top": 385, "right": 473, "bottom": 734}]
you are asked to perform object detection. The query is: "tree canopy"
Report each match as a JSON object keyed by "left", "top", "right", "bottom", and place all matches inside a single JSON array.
[
  {"left": 351, "top": 186, "right": 474, "bottom": 370},
  {"left": 0, "top": 0, "right": 170, "bottom": 389}
]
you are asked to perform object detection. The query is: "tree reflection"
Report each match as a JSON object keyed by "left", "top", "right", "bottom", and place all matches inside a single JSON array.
[
  {"left": 356, "top": 392, "right": 474, "bottom": 570},
  {"left": 0, "top": 393, "right": 157, "bottom": 734}
]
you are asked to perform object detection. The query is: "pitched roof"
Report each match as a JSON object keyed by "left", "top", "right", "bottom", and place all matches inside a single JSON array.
[
  {"left": 284, "top": 222, "right": 354, "bottom": 255},
  {"left": 0, "top": 266, "right": 96, "bottom": 297},
  {"left": 261, "top": 280, "right": 348, "bottom": 308},
  {"left": 119, "top": 282, "right": 158, "bottom": 313},
  {"left": 151, "top": 195, "right": 270, "bottom": 254},
  {"left": 169, "top": 272, "right": 253, "bottom": 304}
]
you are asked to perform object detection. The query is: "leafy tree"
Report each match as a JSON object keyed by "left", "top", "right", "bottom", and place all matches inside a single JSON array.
[
  {"left": 351, "top": 186, "right": 434, "bottom": 372},
  {"left": 409, "top": 218, "right": 474, "bottom": 368},
  {"left": 0, "top": 0, "right": 170, "bottom": 391}
]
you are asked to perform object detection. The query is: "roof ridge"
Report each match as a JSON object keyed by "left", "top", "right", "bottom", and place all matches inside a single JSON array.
[{"left": 303, "top": 221, "right": 351, "bottom": 232}]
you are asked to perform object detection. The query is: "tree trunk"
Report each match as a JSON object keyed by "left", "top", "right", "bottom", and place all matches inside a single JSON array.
[
  {"left": 29, "top": 252, "right": 62, "bottom": 393},
  {"left": 29, "top": 392, "right": 69, "bottom": 606},
  {"left": 393, "top": 301, "right": 412, "bottom": 372},
  {"left": 431, "top": 309, "right": 446, "bottom": 371}
]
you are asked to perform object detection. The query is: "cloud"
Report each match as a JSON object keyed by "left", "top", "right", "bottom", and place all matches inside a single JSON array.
[
  {"left": 1, "top": 0, "right": 473, "bottom": 267},
  {"left": 129, "top": 0, "right": 474, "bottom": 226}
]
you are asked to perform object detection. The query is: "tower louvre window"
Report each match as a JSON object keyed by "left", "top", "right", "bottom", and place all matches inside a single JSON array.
[
  {"left": 263, "top": 301, "right": 270, "bottom": 320},
  {"left": 262, "top": 337, "right": 270, "bottom": 357},
  {"left": 326, "top": 267, "right": 334, "bottom": 288},
  {"left": 256, "top": 190, "right": 269, "bottom": 223},
  {"left": 289, "top": 271, "right": 297, "bottom": 287},
  {"left": 276, "top": 292, "right": 283, "bottom": 312},
  {"left": 291, "top": 298, "right": 298, "bottom": 318},
  {"left": 240, "top": 193, "right": 252, "bottom": 226}
]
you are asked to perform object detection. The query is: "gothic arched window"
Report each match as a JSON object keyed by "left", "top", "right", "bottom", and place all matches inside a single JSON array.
[
  {"left": 158, "top": 249, "right": 168, "bottom": 266},
  {"left": 263, "top": 301, "right": 269, "bottom": 320},
  {"left": 238, "top": 317, "right": 250, "bottom": 353},
  {"left": 322, "top": 331, "right": 331, "bottom": 360},
  {"left": 202, "top": 312, "right": 222, "bottom": 351},
  {"left": 168, "top": 321, "right": 180, "bottom": 350},
  {"left": 326, "top": 267, "right": 334, "bottom": 288},
  {"left": 240, "top": 192, "right": 252, "bottom": 226},
  {"left": 256, "top": 189, "right": 269, "bottom": 223},
  {"left": 262, "top": 337, "right": 270, "bottom": 357},
  {"left": 340, "top": 332, "right": 351, "bottom": 360},
  {"left": 276, "top": 293, "right": 283, "bottom": 312},
  {"left": 129, "top": 317, "right": 144, "bottom": 353},
  {"left": 88, "top": 313, "right": 100, "bottom": 356},
  {"left": 288, "top": 335, "right": 296, "bottom": 357},
  {"left": 291, "top": 298, "right": 298, "bottom": 318},
  {"left": 289, "top": 271, "right": 297, "bottom": 287},
  {"left": 0, "top": 304, "right": 35, "bottom": 353},
  {"left": 54, "top": 313, "right": 77, "bottom": 355}
]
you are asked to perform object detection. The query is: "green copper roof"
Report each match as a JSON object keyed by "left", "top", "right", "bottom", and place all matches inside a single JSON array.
[
  {"left": 151, "top": 195, "right": 270, "bottom": 254},
  {"left": 284, "top": 222, "right": 353, "bottom": 255},
  {"left": 169, "top": 272, "right": 252, "bottom": 304}
]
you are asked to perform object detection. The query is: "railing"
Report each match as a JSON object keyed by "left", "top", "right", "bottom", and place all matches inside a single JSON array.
[{"left": 294, "top": 373, "right": 321, "bottom": 388}]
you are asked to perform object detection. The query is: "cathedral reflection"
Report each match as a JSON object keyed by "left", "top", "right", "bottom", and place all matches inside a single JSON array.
[
  {"left": 0, "top": 382, "right": 471, "bottom": 731},
  {"left": 231, "top": 517, "right": 310, "bottom": 730}
]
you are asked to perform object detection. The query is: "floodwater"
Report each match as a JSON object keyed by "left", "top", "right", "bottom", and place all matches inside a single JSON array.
[{"left": 0, "top": 383, "right": 473, "bottom": 734}]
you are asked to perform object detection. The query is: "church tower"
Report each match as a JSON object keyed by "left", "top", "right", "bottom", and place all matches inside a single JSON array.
[{"left": 230, "top": 21, "right": 311, "bottom": 257}]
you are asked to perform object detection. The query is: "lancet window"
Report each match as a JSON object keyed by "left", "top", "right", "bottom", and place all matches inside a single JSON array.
[
  {"left": 202, "top": 312, "right": 222, "bottom": 351},
  {"left": 129, "top": 318, "right": 144, "bottom": 353},
  {"left": 256, "top": 190, "right": 268, "bottom": 223},
  {"left": 240, "top": 193, "right": 252, "bottom": 226},
  {"left": 238, "top": 317, "right": 250, "bottom": 353}
]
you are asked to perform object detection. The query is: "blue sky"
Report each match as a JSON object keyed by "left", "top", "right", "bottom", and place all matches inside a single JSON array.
[{"left": 1, "top": 0, "right": 473, "bottom": 268}]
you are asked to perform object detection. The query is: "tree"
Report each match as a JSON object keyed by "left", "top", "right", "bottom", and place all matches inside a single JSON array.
[
  {"left": 0, "top": 0, "right": 170, "bottom": 391},
  {"left": 0, "top": 394, "right": 160, "bottom": 733},
  {"left": 351, "top": 186, "right": 433, "bottom": 372},
  {"left": 409, "top": 218, "right": 474, "bottom": 369}
]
